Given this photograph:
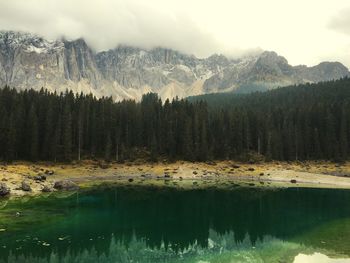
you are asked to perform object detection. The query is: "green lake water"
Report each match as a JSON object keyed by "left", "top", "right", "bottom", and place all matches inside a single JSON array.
[{"left": 1, "top": 185, "right": 350, "bottom": 262}]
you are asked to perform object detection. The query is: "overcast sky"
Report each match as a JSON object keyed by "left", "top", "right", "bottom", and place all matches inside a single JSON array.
[{"left": 0, "top": 0, "right": 350, "bottom": 67}]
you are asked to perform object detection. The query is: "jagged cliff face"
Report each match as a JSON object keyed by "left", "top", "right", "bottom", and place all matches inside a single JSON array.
[{"left": 0, "top": 31, "right": 349, "bottom": 101}]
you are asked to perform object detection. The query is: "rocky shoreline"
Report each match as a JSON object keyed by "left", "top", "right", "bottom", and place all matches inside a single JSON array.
[{"left": 1, "top": 160, "right": 350, "bottom": 198}]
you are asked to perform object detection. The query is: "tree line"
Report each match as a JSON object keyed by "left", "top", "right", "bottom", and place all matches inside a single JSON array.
[{"left": 0, "top": 78, "right": 349, "bottom": 162}]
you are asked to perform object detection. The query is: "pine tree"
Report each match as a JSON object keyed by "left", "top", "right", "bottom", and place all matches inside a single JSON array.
[
  {"left": 43, "top": 101, "right": 54, "bottom": 160},
  {"left": 150, "top": 133, "right": 158, "bottom": 162},
  {"left": 340, "top": 104, "right": 348, "bottom": 161},
  {"left": 114, "top": 125, "right": 121, "bottom": 162},
  {"left": 6, "top": 112, "right": 16, "bottom": 161},
  {"left": 14, "top": 98, "right": 25, "bottom": 159},
  {"left": 198, "top": 121, "right": 208, "bottom": 161},
  {"left": 77, "top": 102, "right": 85, "bottom": 161},
  {"left": 0, "top": 107, "right": 8, "bottom": 160},
  {"left": 182, "top": 117, "right": 193, "bottom": 161},
  {"left": 324, "top": 110, "right": 338, "bottom": 160},
  {"left": 313, "top": 128, "right": 322, "bottom": 159},
  {"left": 193, "top": 112, "right": 200, "bottom": 160},
  {"left": 62, "top": 103, "right": 72, "bottom": 161},
  {"left": 105, "top": 132, "right": 112, "bottom": 161},
  {"left": 52, "top": 116, "right": 62, "bottom": 162},
  {"left": 28, "top": 104, "right": 39, "bottom": 161}
]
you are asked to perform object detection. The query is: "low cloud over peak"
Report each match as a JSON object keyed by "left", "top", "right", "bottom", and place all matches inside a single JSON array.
[
  {"left": 0, "top": 0, "right": 223, "bottom": 57},
  {"left": 0, "top": 0, "right": 350, "bottom": 66},
  {"left": 329, "top": 7, "right": 350, "bottom": 36}
]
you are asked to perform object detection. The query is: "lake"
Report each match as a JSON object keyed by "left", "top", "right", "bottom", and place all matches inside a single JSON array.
[{"left": 1, "top": 185, "right": 350, "bottom": 262}]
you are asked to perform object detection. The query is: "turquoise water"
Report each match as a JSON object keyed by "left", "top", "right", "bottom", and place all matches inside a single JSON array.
[{"left": 1, "top": 185, "right": 350, "bottom": 262}]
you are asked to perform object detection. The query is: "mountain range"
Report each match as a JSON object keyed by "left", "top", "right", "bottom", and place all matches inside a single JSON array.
[{"left": 0, "top": 30, "right": 349, "bottom": 101}]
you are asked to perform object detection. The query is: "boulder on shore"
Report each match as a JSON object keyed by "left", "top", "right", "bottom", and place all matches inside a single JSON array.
[
  {"left": 42, "top": 185, "right": 52, "bottom": 192},
  {"left": 21, "top": 181, "right": 32, "bottom": 192},
  {"left": 53, "top": 180, "right": 79, "bottom": 191},
  {"left": 0, "top": 183, "right": 10, "bottom": 196},
  {"left": 45, "top": 170, "right": 54, "bottom": 175},
  {"left": 34, "top": 174, "right": 47, "bottom": 182}
]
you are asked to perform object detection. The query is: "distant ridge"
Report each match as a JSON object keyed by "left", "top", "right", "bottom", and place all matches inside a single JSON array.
[{"left": 0, "top": 30, "right": 349, "bottom": 101}]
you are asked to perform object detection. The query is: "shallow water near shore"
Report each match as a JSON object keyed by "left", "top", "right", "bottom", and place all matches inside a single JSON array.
[{"left": 1, "top": 185, "right": 350, "bottom": 262}]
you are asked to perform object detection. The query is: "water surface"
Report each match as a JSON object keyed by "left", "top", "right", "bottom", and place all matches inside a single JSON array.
[{"left": 1, "top": 185, "right": 350, "bottom": 262}]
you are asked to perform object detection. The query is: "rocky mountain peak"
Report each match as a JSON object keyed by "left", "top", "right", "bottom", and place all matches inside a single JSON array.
[
  {"left": 0, "top": 30, "right": 63, "bottom": 54},
  {"left": 0, "top": 30, "right": 349, "bottom": 101},
  {"left": 249, "top": 51, "right": 292, "bottom": 80},
  {"left": 313, "top": 61, "right": 349, "bottom": 76},
  {"left": 206, "top": 54, "right": 232, "bottom": 69},
  {"left": 260, "top": 51, "right": 289, "bottom": 66}
]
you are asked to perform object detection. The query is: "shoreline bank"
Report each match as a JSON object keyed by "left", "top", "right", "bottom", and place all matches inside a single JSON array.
[{"left": 1, "top": 160, "right": 350, "bottom": 197}]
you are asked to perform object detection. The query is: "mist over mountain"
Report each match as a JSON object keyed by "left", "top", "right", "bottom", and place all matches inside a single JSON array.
[{"left": 0, "top": 31, "right": 349, "bottom": 101}]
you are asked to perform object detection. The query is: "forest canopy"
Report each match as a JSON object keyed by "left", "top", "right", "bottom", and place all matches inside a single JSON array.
[{"left": 0, "top": 78, "right": 349, "bottom": 162}]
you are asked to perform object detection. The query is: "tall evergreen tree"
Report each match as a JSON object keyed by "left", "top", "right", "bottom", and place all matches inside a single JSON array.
[
  {"left": 340, "top": 104, "right": 348, "bottom": 161},
  {"left": 62, "top": 103, "right": 72, "bottom": 161},
  {"left": 28, "top": 104, "right": 39, "bottom": 161},
  {"left": 6, "top": 112, "right": 16, "bottom": 161}
]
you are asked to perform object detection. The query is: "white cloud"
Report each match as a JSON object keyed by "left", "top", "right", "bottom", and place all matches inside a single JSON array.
[
  {"left": 0, "top": 0, "right": 349, "bottom": 67},
  {"left": 329, "top": 7, "right": 350, "bottom": 35}
]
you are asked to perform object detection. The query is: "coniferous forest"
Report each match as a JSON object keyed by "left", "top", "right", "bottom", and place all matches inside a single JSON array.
[{"left": 0, "top": 78, "right": 349, "bottom": 163}]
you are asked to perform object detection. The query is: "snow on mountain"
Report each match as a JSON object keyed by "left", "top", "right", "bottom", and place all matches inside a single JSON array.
[{"left": 0, "top": 30, "right": 349, "bottom": 101}]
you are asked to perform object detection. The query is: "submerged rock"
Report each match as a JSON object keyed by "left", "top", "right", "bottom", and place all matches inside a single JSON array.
[
  {"left": 0, "top": 183, "right": 10, "bottom": 196},
  {"left": 53, "top": 180, "right": 79, "bottom": 191},
  {"left": 21, "top": 181, "right": 32, "bottom": 192}
]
